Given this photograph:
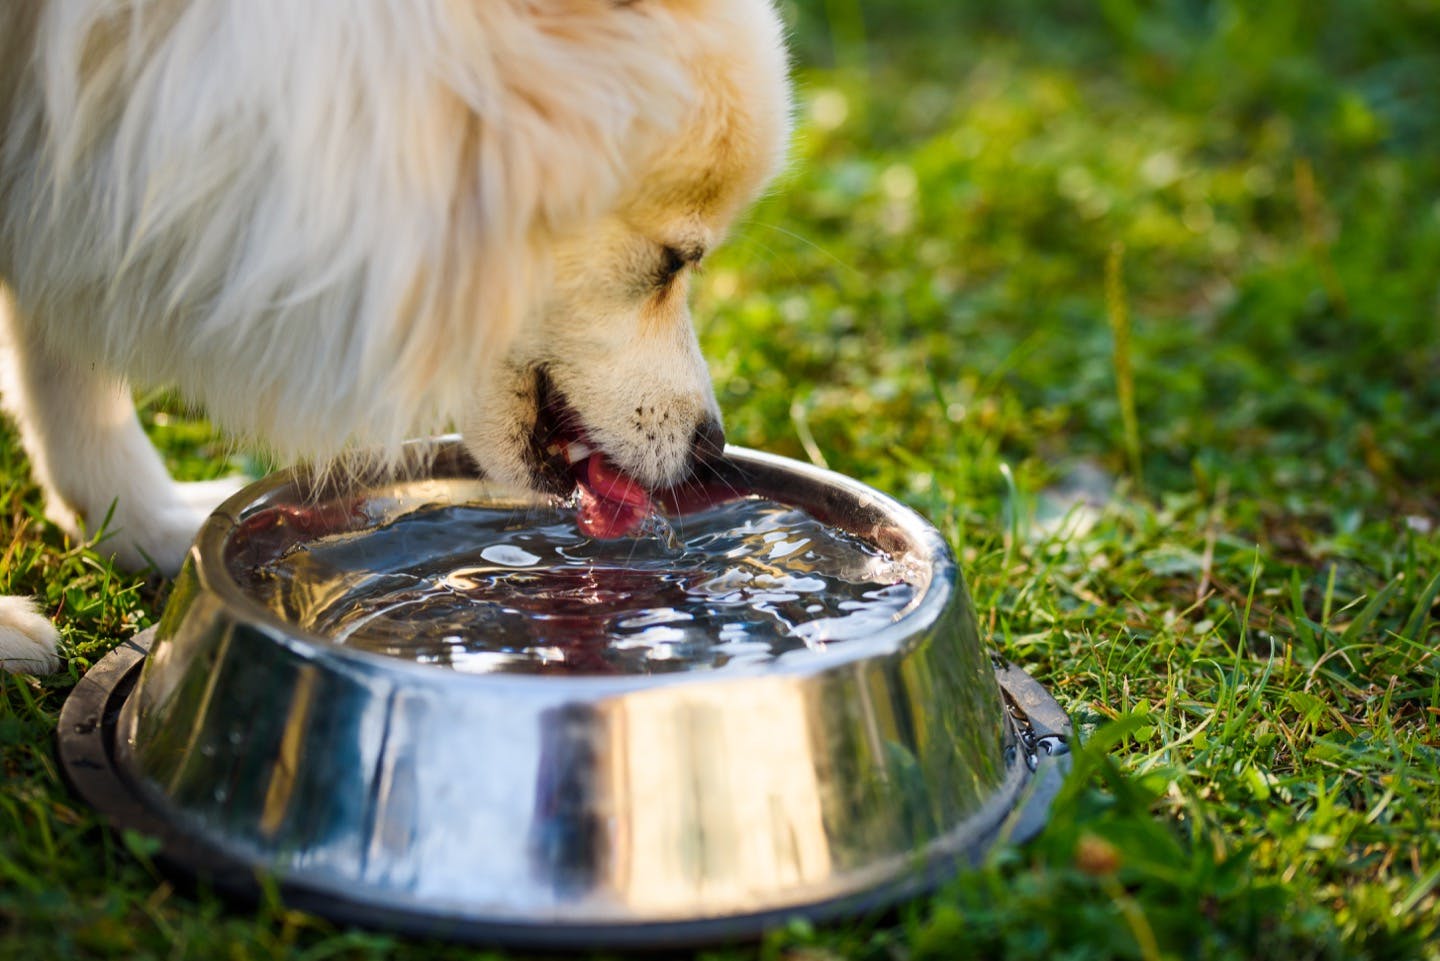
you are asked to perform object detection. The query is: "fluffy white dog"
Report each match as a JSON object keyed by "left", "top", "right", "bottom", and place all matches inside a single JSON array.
[{"left": 0, "top": 0, "right": 791, "bottom": 673}]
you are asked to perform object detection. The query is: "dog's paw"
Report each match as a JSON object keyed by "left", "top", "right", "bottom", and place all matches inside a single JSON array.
[
  {"left": 90, "top": 477, "right": 246, "bottom": 576},
  {"left": 175, "top": 476, "right": 246, "bottom": 514},
  {"left": 0, "top": 596, "right": 62, "bottom": 675}
]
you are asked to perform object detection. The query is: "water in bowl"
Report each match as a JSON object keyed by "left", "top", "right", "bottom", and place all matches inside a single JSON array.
[{"left": 237, "top": 497, "right": 922, "bottom": 675}]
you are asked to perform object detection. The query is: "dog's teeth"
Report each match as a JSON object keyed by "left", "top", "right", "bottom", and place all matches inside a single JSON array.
[{"left": 565, "top": 442, "right": 594, "bottom": 464}]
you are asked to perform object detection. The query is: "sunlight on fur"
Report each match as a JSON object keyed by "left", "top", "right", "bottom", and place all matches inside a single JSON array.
[{"left": 0, "top": 0, "right": 793, "bottom": 672}]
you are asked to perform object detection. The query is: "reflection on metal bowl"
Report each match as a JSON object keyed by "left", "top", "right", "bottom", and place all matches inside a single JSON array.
[{"left": 59, "top": 439, "right": 1069, "bottom": 948}]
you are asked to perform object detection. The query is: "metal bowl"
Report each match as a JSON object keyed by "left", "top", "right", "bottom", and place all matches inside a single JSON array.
[{"left": 59, "top": 439, "right": 1068, "bottom": 948}]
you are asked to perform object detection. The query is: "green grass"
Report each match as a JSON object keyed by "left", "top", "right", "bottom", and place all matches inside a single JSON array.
[{"left": 4, "top": 2, "right": 1440, "bottom": 958}]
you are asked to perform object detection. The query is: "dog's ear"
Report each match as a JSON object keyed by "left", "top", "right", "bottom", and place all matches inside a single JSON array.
[
  {"left": 396, "top": 2, "right": 693, "bottom": 414},
  {"left": 460, "top": 4, "right": 690, "bottom": 241}
]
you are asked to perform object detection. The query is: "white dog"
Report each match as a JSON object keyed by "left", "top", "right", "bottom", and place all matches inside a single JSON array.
[{"left": 0, "top": 0, "right": 792, "bottom": 673}]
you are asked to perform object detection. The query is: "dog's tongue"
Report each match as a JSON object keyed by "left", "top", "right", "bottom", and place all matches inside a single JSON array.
[{"left": 576, "top": 455, "right": 652, "bottom": 538}]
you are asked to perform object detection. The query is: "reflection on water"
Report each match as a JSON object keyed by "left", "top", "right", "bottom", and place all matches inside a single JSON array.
[{"left": 235, "top": 498, "right": 920, "bottom": 675}]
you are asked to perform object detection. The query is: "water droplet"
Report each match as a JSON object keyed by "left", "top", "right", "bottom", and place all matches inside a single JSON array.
[{"left": 480, "top": 544, "right": 541, "bottom": 567}]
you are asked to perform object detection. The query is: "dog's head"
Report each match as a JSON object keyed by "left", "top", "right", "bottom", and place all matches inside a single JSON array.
[
  {"left": 5, "top": 0, "right": 789, "bottom": 494},
  {"left": 461, "top": 0, "right": 790, "bottom": 521}
]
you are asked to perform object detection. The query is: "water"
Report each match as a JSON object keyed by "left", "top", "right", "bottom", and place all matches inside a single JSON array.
[{"left": 235, "top": 497, "right": 922, "bottom": 675}]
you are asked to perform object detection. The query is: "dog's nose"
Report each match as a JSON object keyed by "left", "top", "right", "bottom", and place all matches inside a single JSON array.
[{"left": 689, "top": 417, "right": 727, "bottom": 466}]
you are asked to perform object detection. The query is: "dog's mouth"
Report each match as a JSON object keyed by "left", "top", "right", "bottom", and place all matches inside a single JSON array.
[{"left": 528, "top": 368, "right": 653, "bottom": 539}]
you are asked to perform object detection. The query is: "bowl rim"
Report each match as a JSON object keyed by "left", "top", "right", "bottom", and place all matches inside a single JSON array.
[{"left": 191, "top": 438, "right": 962, "bottom": 693}]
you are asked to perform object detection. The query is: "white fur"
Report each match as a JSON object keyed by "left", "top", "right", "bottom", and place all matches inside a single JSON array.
[
  {"left": 0, "top": 595, "right": 61, "bottom": 674},
  {"left": 0, "top": 287, "right": 244, "bottom": 570},
  {"left": 0, "top": 0, "right": 791, "bottom": 673}
]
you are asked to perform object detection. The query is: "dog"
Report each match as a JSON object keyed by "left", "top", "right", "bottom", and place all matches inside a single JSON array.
[{"left": 0, "top": 0, "right": 792, "bottom": 673}]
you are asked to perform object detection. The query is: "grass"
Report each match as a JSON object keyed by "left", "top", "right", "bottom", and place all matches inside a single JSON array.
[{"left": 4, "top": 1, "right": 1440, "bottom": 958}]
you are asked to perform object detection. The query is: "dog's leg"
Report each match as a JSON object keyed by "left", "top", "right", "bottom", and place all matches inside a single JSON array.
[
  {"left": 0, "top": 596, "right": 61, "bottom": 674},
  {"left": 0, "top": 293, "right": 239, "bottom": 575}
]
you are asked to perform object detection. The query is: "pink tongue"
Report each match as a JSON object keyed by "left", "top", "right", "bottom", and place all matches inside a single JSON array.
[
  {"left": 576, "top": 455, "right": 652, "bottom": 538},
  {"left": 583, "top": 455, "right": 651, "bottom": 509}
]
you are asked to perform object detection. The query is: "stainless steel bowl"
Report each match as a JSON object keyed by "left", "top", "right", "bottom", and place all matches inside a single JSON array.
[{"left": 60, "top": 440, "right": 1068, "bottom": 948}]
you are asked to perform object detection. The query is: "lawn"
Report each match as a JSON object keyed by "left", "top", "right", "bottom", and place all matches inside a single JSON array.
[{"left": 4, "top": 2, "right": 1439, "bottom": 958}]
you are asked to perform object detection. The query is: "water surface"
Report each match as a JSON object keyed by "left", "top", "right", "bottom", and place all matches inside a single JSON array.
[{"left": 237, "top": 497, "right": 921, "bottom": 675}]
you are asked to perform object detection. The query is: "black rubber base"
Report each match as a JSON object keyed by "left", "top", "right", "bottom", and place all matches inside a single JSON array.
[{"left": 58, "top": 630, "right": 1070, "bottom": 951}]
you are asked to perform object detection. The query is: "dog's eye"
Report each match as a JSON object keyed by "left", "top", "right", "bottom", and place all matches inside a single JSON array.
[{"left": 655, "top": 245, "right": 687, "bottom": 287}]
